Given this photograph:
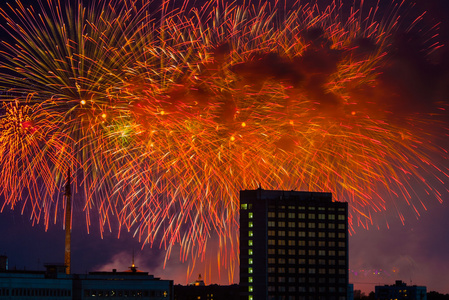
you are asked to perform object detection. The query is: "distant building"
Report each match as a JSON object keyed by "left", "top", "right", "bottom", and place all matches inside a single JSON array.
[
  {"left": 0, "top": 258, "right": 173, "bottom": 300},
  {"left": 240, "top": 188, "right": 349, "bottom": 300},
  {"left": 375, "top": 280, "right": 427, "bottom": 300},
  {"left": 174, "top": 275, "right": 239, "bottom": 300}
]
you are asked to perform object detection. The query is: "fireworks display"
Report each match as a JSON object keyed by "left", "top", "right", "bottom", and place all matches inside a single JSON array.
[{"left": 1, "top": 0, "right": 448, "bottom": 281}]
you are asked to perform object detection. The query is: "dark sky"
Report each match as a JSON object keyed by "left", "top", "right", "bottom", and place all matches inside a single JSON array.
[{"left": 1, "top": 0, "right": 449, "bottom": 294}]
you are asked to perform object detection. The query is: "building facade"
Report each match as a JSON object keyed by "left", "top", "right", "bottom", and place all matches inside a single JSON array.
[
  {"left": 0, "top": 263, "right": 173, "bottom": 300},
  {"left": 375, "top": 280, "right": 427, "bottom": 300},
  {"left": 240, "top": 188, "right": 349, "bottom": 300}
]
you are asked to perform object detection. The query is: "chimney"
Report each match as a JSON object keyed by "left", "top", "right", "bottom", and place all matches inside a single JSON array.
[{"left": 64, "top": 168, "right": 72, "bottom": 274}]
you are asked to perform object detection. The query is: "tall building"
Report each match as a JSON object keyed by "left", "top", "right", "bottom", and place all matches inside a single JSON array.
[
  {"left": 375, "top": 280, "right": 427, "bottom": 300},
  {"left": 240, "top": 188, "right": 349, "bottom": 300}
]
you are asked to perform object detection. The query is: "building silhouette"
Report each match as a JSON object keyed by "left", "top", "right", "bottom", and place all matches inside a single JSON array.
[
  {"left": 375, "top": 280, "right": 427, "bottom": 300},
  {"left": 173, "top": 275, "right": 239, "bottom": 300},
  {"left": 240, "top": 188, "right": 349, "bottom": 300},
  {"left": 0, "top": 259, "right": 173, "bottom": 299}
]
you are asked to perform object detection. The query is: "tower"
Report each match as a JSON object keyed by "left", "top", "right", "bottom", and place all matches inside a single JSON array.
[
  {"left": 239, "top": 188, "right": 349, "bottom": 300},
  {"left": 64, "top": 168, "right": 72, "bottom": 275}
]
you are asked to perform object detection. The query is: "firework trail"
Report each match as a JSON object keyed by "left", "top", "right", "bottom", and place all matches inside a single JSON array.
[{"left": 1, "top": 0, "right": 448, "bottom": 281}]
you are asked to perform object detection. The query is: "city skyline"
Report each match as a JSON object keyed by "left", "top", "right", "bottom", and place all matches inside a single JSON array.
[{"left": 1, "top": 0, "right": 449, "bottom": 296}]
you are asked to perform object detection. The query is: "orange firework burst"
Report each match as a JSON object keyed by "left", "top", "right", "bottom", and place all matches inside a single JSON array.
[{"left": 1, "top": 0, "right": 448, "bottom": 282}]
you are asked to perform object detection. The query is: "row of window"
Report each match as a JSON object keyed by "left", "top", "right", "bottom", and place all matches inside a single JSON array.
[
  {"left": 265, "top": 257, "right": 346, "bottom": 265},
  {"left": 267, "top": 212, "right": 346, "bottom": 220},
  {"left": 0, "top": 288, "right": 71, "bottom": 297},
  {"left": 265, "top": 267, "right": 348, "bottom": 275},
  {"left": 268, "top": 248, "right": 346, "bottom": 257},
  {"left": 268, "top": 267, "right": 347, "bottom": 275},
  {"left": 267, "top": 221, "right": 346, "bottom": 229},
  {"left": 266, "top": 241, "right": 346, "bottom": 249},
  {"left": 240, "top": 203, "right": 346, "bottom": 212},
  {"left": 267, "top": 231, "right": 346, "bottom": 238},
  {"left": 266, "top": 237, "right": 346, "bottom": 246},
  {"left": 267, "top": 286, "right": 346, "bottom": 293},
  {"left": 84, "top": 289, "right": 168, "bottom": 297},
  {"left": 267, "top": 205, "right": 346, "bottom": 212},
  {"left": 266, "top": 276, "right": 346, "bottom": 284},
  {"left": 267, "top": 296, "right": 346, "bottom": 300}
]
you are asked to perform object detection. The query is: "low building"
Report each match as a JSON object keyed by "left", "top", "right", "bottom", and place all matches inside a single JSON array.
[
  {"left": 174, "top": 275, "right": 239, "bottom": 300},
  {"left": 0, "top": 258, "right": 173, "bottom": 300},
  {"left": 375, "top": 280, "right": 427, "bottom": 300}
]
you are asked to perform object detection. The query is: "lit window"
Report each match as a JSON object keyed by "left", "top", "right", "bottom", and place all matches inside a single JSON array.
[
  {"left": 278, "top": 231, "right": 285, "bottom": 236},
  {"left": 249, "top": 277, "right": 253, "bottom": 283},
  {"left": 288, "top": 213, "right": 295, "bottom": 218},
  {"left": 338, "top": 215, "right": 345, "bottom": 220},
  {"left": 329, "top": 214, "right": 335, "bottom": 220},
  {"left": 249, "top": 212, "right": 253, "bottom": 218},
  {"left": 249, "top": 258, "right": 253, "bottom": 264},
  {"left": 249, "top": 267, "right": 253, "bottom": 273},
  {"left": 298, "top": 222, "right": 305, "bottom": 228},
  {"left": 288, "top": 222, "right": 295, "bottom": 228},
  {"left": 308, "top": 213, "right": 315, "bottom": 219},
  {"left": 338, "top": 233, "right": 346, "bottom": 238},
  {"left": 248, "top": 249, "right": 253, "bottom": 255},
  {"left": 241, "top": 204, "right": 247, "bottom": 210},
  {"left": 318, "top": 214, "right": 325, "bottom": 219},
  {"left": 249, "top": 231, "right": 253, "bottom": 237},
  {"left": 308, "top": 223, "right": 315, "bottom": 228},
  {"left": 278, "top": 222, "right": 285, "bottom": 227},
  {"left": 248, "top": 286, "right": 253, "bottom": 292},
  {"left": 298, "top": 213, "right": 305, "bottom": 219},
  {"left": 278, "top": 212, "right": 285, "bottom": 218},
  {"left": 249, "top": 222, "right": 254, "bottom": 228},
  {"left": 249, "top": 296, "right": 253, "bottom": 300},
  {"left": 268, "top": 221, "right": 275, "bottom": 227},
  {"left": 268, "top": 212, "right": 275, "bottom": 218},
  {"left": 248, "top": 240, "right": 253, "bottom": 246}
]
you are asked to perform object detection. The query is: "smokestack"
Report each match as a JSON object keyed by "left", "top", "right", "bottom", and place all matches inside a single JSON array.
[
  {"left": 64, "top": 168, "right": 72, "bottom": 275},
  {"left": 0, "top": 255, "right": 8, "bottom": 271}
]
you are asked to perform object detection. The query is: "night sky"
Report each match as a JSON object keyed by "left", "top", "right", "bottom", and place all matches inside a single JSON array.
[{"left": 1, "top": 0, "right": 449, "bottom": 295}]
